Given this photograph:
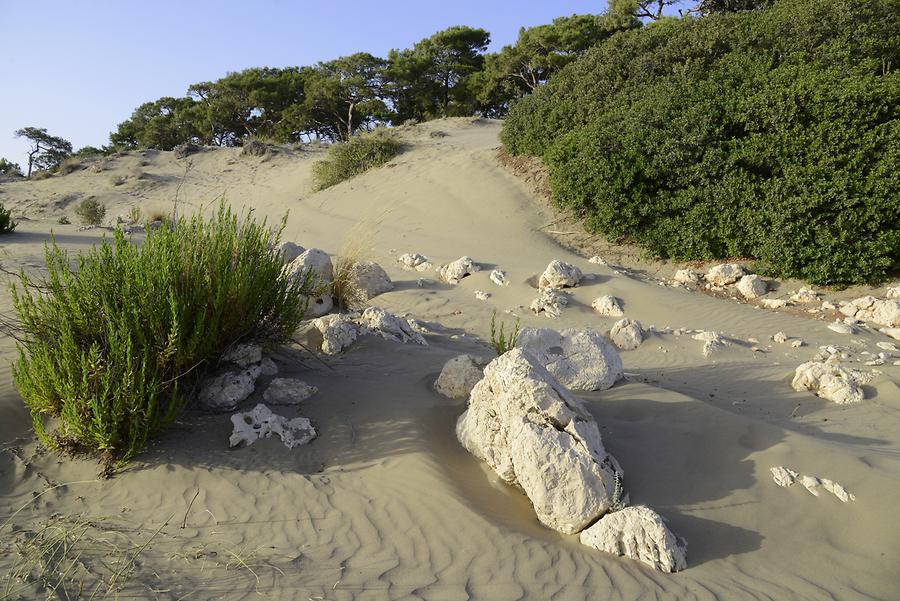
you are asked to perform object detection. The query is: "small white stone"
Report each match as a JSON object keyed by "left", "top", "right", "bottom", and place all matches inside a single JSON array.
[
  {"left": 474, "top": 290, "right": 491, "bottom": 301},
  {"left": 673, "top": 269, "right": 699, "bottom": 284},
  {"left": 539, "top": 260, "right": 583, "bottom": 289},
  {"left": 799, "top": 475, "right": 821, "bottom": 496},
  {"left": 736, "top": 274, "right": 768, "bottom": 299},
  {"left": 489, "top": 269, "right": 508, "bottom": 286},
  {"left": 592, "top": 295, "right": 624, "bottom": 317},
  {"left": 760, "top": 299, "right": 789, "bottom": 309},
  {"left": 705, "top": 263, "right": 745, "bottom": 285},
  {"left": 828, "top": 322, "right": 855, "bottom": 335},
  {"left": 773, "top": 331, "right": 789, "bottom": 344},
  {"left": 821, "top": 479, "right": 855, "bottom": 503},
  {"left": 610, "top": 318, "right": 644, "bottom": 351},
  {"left": 438, "top": 256, "right": 479, "bottom": 284},
  {"left": 530, "top": 288, "right": 569, "bottom": 317},
  {"left": 770, "top": 466, "right": 799, "bottom": 488},
  {"left": 398, "top": 252, "right": 432, "bottom": 272},
  {"left": 791, "top": 339, "right": 804, "bottom": 348},
  {"left": 434, "top": 355, "right": 484, "bottom": 400},
  {"left": 588, "top": 255, "right": 607, "bottom": 265},
  {"left": 791, "top": 288, "right": 819, "bottom": 303}
]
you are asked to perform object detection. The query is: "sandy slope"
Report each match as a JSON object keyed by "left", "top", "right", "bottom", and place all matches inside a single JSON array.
[{"left": 0, "top": 118, "right": 898, "bottom": 600}]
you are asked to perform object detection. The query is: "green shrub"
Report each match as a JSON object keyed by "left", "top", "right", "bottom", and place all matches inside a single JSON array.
[
  {"left": 312, "top": 130, "right": 402, "bottom": 190},
  {"left": 11, "top": 204, "right": 316, "bottom": 469},
  {"left": 502, "top": 0, "right": 900, "bottom": 285},
  {"left": 490, "top": 310, "right": 520, "bottom": 355},
  {"left": 57, "top": 157, "right": 83, "bottom": 175},
  {"left": 75, "top": 197, "right": 107, "bottom": 225},
  {"left": 0, "top": 204, "right": 16, "bottom": 233}
]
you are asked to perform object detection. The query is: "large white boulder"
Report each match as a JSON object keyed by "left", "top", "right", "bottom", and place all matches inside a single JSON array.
[
  {"left": 358, "top": 307, "right": 426, "bottom": 345},
  {"left": 530, "top": 288, "right": 569, "bottom": 317},
  {"left": 539, "top": 260, "right": 583, "bottom": 289},
  {"left": 438, "top": 256, "right": 479, "bottom": 284},
  {"left": 229, "top": 404, "right": 316, "bottom": 449},
  {"left": 705, "top": 263, "right": 745, "bottom": 286},
  {"left": 198, "top": 365, "right": 262, "bottom": 412},
  {"left": 792, "top": 360, "right": 864, "bottom": 405},
  {"left": 610, "top": 318, "right": 644, "bottom": 351},
  {"left": 592, "top": 295, "right": 624, "bottom": 317},
  {"left": 434, "top": 355, "right": 484, "bottom": 400},
  {"left": 263, "top": 378, "right": 318, "bottom": 405},
  {"left": 346, "top": 260, "right": 393, "bottom": 300},
  {"left": 579, "top": 506, "right": 687, "bottom": 573},
  {"left": 516, "top": 328, "right": 623, "bottom": 391},
  {"left": 736, "top": 274, "right": 768, "bottom": 299},
  {"left": 288, "top": 248, "right": 333, "bottom": 284},
  {"left": 278, "top": 242, "right": 305, "bottom": 264},
  {"left": 456, "top": 349, "right": 625, "bottom": 534}
]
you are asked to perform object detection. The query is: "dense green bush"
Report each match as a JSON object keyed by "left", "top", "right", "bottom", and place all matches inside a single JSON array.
[
  {"left": 12, "top": 204, "right": 315, "bottom": 469},
  {"left": 312, "top": 130, "right": 403, "bottom": 190},
  {"left": 75, "top": 197, "right": 107, "bottom": 225},
  {"left": 0, "top": 204, "right": 16, "bottom": 233},
  {"left": 502, "top": 0, "right": 900, "bottom": 285}
]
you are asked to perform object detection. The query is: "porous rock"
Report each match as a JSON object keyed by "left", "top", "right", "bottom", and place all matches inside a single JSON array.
[
  {"left": 841, "top": 297, "right": 900, "bottom": 328},
  {"left": 579, "top": 506, "right": 687, "bottom": 573},
  {"left": 357, "top": 306, "right": 427, "bottom": 345},
  {"left": 229, "top": 404, "right": 316, "bottom": 449},
  {"left": 760, "top": 299, "right": 789, "bottom": 309},
  {"left": 530, "top": 288, "right": 569, "bottom": 317},
  {"left": 490, "top": 269, "right": 508, "bottom": 286},
  {"left": 313, "top": 314, "right": 360, "bottom": 355},
  {"left": 736, "top": 274, "right": 768, "bottom": 299},
  {"left": 770, "top": 466, "right": 799, "bottom": 487},
  {"left": 705, "top": 263, "right": 745, "bottom": 286},
  {"left": 791, "top": 288, "right": 819, "bottom": 303},
  {"left": 397, "top": 252, "right": 432, "bottom": 272},
  {"left": 673, "top": 269, "right": 699, "bottom": 284},
  {"left": 692, "top": 331, "right": 728, "bottom": 357},
  {"left": 610, "top": 318, "right": 644, "bottom": 351},
  {"left": 792, "top": 360, "right": 863, "bottom": 404},
  {"left": 592, "top": 295, "right": 624, "bottom": 317},
  {"left": 438, "top": 256, "right": 479, "bottom": 284},
  {"left": 588, "top": 255, "right": 607, "bottom": 265},
  {"left": 434, "top": 355, "right": 484, "bottom": 400},
  {"left": 263, "top": 378, "right": 318, "bottom": 405},
  {"left": 516, "top": 327, "right": 623, "bottom": 391},
  {"left": 347, "top": 260, "right": 393, "bottom": 300},
  {"left": 198, "top": 365, "right": 262, "bottom": 412},
  {"left": 456, "top": 349, "right": 625, "bottom": 534},
  {"left": 538, "top": 260, "right": 583, "bottom": 289}
]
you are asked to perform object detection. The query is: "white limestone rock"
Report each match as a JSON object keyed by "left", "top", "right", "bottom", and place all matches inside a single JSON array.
[
  {"left": 456, "top": 349, "right": 625, "bottom": 534},
  {"left": 516, "top": 327, "right": 623, "bottom": 391},
  {"left": 229, "top": 403, "right": 316, "bottom": 449},
  {"left": 792, "top": 361, "right": 864, "bottom": 405},
  {"left": 821, "top": 478, "right": 856, "bottom": 503},
  {"left": 489, "top": 269, "right": 508, "bottom": 286},
  {"left": 434, "top": 355, "right": 484, "bottom": 400},
  {"left": 198, "top": 365, "right": 262, "bottom": 412},
  {"left": 438, "top": 256, "right": 479, "bottom": 284},
  {"left": 887, "top": 284, "right": 900, "bottom": 300},
  {"left": 773, "top": 331, "right": 789, "bottom": 344},
  {"left": 588, "top": 255, "right": 607, "bottom": 265},
  {"left": 673, "top": 269, "right": 699, "bottom": 284},
  {"left": 592, "top": 295, "right": 625, "bottom": 317},
  {"left": 610, "top": 318, "right": 644, "bottom": 351},
  {"left": 222, "top": 343, "right": 263, "bottom": 368},
  {"left": 346, "top": 260, "right": 393, "bottom": 300},
  {"left": 692, "top": 331, "right": 728, "bottom": 357},
  {"left": 770, "top": 466, "right": 799, "bottom": 488},
  {"left": 827, "top": 321, "right": 855, "bottom": 335},
  {"left": 705, "top": 263, "right": 745, "bottom": 286},
  {"left": 791, "top": 339, "right": 805, "bottom": 348},
  {"left": 799, "top": 475, "right": 821, "bottom": 496},
  {"left": 538, "top": 260, "right": 583, "bottom": 289},
  {"left": 530, "top": 288, "right": 569, "bottom": 317},
  {"left": 259, "top": 357, "right": 279, "bottom": 376},
  {"left": 288, "top": 248, "right": 333, "bottom": 285},
  {"left": 263, "top": 378, "right": 318, "bottom": 405},
  {"left": 313, "top": 314, "right": 360, "bottom": 355},
  {"left": 760, "top": 299, "right": 789, "bottom": 309},
  {"left": 397, "top": 252, "right": 432, "bottom": 272},
  {"left": 736, "top": 274, "right": 768, "bottom": 299},
  {"left": 474, "top": 289, "right": 491, "bottom": 301},
  {"left": 876, "top": 341, "right": 899, "bottom": 353},
  {"left": 880, "top": 328, "right": 900, "bottom": 341},
  {"left": 357, "top": 306, "right": 426, "bottom": 345},
  {"left": 579, "top": 506, "right": 687, "bottom": 573},
  {"left": 791, "top": 288, "right": 819, "bottom": 303},
  {"left": 278, "top": 241, "right": 305, "bottom": 264}
]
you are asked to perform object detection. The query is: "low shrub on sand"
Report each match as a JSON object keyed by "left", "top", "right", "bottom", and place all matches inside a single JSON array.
[
  {"left": 312, "top": 129, "right": 402, "bottom": 190},
  {"left": 57, "top": 157, "right": 83, "bottom": 175},
  {"left": 11, "top": 203, "right": 315, "bottom": 470},
  {"left": 490, "top": 310, "right": 520, "bottom": 355},
  {"left": 75, "top": 197, "right": 107, "bottom": 225},
  {"left": 0, "top": 204, "right": 16, "bottom": 233}
]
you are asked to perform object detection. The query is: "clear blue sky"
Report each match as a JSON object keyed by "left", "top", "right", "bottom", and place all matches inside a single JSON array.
[{"left": 0, "top": 0, "right": 610, "bottom": 167}]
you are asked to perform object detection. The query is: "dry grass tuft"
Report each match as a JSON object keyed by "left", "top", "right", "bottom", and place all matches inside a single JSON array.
[{"left": 331, "top": 218, "right": 384, "bottom": 312}]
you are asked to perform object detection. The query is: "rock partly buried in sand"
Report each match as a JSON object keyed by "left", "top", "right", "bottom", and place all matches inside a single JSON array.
[
  {"left": 434, "top": 355, "right": 484, "bottom": 400},
  {"left": 827, "top": 321, "right": 856, "bottom": 335},
  {"left": 760, "top": 298, "right": 789, "bottom": 309},
  {"left": 736, "top": 274, "right": 768, "bottom": 299},
  {"left": 770, "top": 466, "right": 799, "bottom": 488},
  {"left": 198, "top": 365, "right": 262, "bottom": 412},
  {"left": 313, "top": 314, "right": 359, "bottom": 355},
  {"left": 792, "top": 360, "right": 863, "bottom": 404},
  {"left": 530, "top": 288, "right": 569, "bottom": 317},
  {"left": 358, "top": 307, "right": 427, "bottom": 345},
  {"left": 229, "top": 404, "right": 316, "bottom": 449},
  {"left": 705, "top": 263, "right": 745, "bottom": 286},
  {"left": 456, "top": 349, "right": 625, "bottom": 534},
  {"left": 397, "top": 252, "right": 432, "bottom": 272},
  {"left": 591, "top": 295, "right": 625, "bottom": 317},
  {"left": 263, "top": 378, "right": 318, "bottom": 405},
  {"left": 346, "top": 260, "right": 393, "bottom": 300},
  {"left": 288, "top": 248, "right": 334, "bottom": 284},
  {"left": 538, "top": 260, "right": 583, "bottom": 289},
  {"left": 771, "top": 467, "right": 855, "bottom": 502},
  {"left": 474, "top": 289, "right": 491, "bottom": 301},
  {"left": 588, "top": 255, "right": 607, "bottom": 265},
  {"left": 880, "top": 327, "right": 900, "bottom": 341},
  {"left": 791, "top": 287, "right": 819, "bottom": 303},
  {"left": 517, "top": 327, "right": 623, "bottom": 391},
  {"left": 691, "top": 331, "right": 728, "bottom": 357},
  {"left": 222, "top": 343, "right": 263, "bottom": 368},
  {"left": 840, "top": 296, "right": 900, "bottom": 328},
  {"left": 610, "top": 318, "right": 644, "bottom": 351},
  {"left": 278, "top": 242, "right": 305, "bottom": 264},
  {"left": 579, "top": 506, "right": 687, "bottom": 573},
  {"left": 673, "top": 269, "right": 699, "bottom": 285},
  {"left": 773, "top": 331, "right": 789, "bottom": 344},
  {"left": 489, "top": 269, "right": 508, "bottom": 286},
  {"left": 438, "top": 256, "right": 479, "bottom": 284}
]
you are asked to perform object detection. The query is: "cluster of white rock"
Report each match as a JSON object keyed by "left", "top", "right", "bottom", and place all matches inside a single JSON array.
[
  {"left": 313, "top": 306, "right": 427, "bottom": 355},
  {"left": 529, "top": 260, "right": 582, "bottom": 317},
  {"left": 451, "top": 349, "right": 686, "bottom": 572},
  {"left": 229, "top": 404, "right": 316, "bottom": 449},
  {"left": 770, "top": 467, "right": 855, "bottom": 503},
  {"left": 839, "top": 295, "right": 900, "bottom": 329},
  {"left": 671, "top": 263, "right": 777, "bottom": 302},
  {"left": 791, "top": 359, "right": 864, "bottom": 405}
]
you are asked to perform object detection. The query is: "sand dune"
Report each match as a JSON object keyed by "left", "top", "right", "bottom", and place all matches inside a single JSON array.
[{"left": 0, "top": 118, "right": 898, "bottom": 600}]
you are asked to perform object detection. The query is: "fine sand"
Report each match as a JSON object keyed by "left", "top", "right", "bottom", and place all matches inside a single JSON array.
[{"left": 0, "top": 118, "right": 898, "bottom": 600}]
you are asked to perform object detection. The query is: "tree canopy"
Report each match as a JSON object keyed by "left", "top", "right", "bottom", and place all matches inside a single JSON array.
[{"left": 14, "top": 127, "right": 72, "bottom": 177}]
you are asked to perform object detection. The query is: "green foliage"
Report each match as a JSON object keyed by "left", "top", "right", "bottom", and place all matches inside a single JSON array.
[
  {"left": 502, "top": 0, "right": 900, "bottom": 285},
  {"left": 0, "top": 203, "right": 17, "bottom": 233},
  {"left": 75, "top": 197, "right": 107, "bottom": 226},
  {"left": 0, "top": 157, "right": 23, "bottom": 177},
  {"left": 489, "top": 310, "right": 520, "bottom": 355},
  {"left": 11, "top": 204, "right": 315, "bottom": 468},
  {"left": 14, "top": 127, "right": 72, "bottom": 177},
  {"left": 312, "top": 130, "right": 402, "bottom": 190}
]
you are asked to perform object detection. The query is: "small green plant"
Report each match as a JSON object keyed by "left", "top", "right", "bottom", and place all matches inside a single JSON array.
[
  {"left": 490, "top": 309, "right": 520, "bottom": 355},
  {"left": 312, "top": 129, "right": 402, "bottom": 190},
  {"left": 57, "top": 215, "right": 71, "bottom": 225},
  {"left": 0, "top": 203, "right": 16, "bottom": 234},
  {"left": 127, "top": 206, "right": 141, "bottom": 223},
  {"left": 75, "top": 197, "right": 106, "bottom": 225},
  {"left": 11, "top": 203, "right": 316, "bottom": 470}
]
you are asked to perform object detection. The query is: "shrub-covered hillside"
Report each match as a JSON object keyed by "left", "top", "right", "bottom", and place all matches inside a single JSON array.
[{"left": 501, "top": 0, "right": 900, "bottom": 286}]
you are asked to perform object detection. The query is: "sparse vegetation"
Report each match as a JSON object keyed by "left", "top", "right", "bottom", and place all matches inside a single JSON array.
[
  {"left": 489, "top": 310, "right": 520, "bottom": 355},
  {"left": 127, "top": 206, "right": 141, "bottom": 223},
  {"left": 11, "top": 203, "right": 316, "bottom": 469},
  {"left": 312, "top": 130, "right": 402, "bottom": 190},
  {"left": 0, "top": 158, "right": 23, "bottom": 177},
  {"left": 74, "top": 197, "right": 107, "bottom": 225},
  {"left": 56, "top": 215, "right": 70, "bottom": 225},
  {"left": 0, "top": 204, "right": 16, "bottom": 234},
  {"left": 57, "top": 157, "right": 83, "bottom": 175}
]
